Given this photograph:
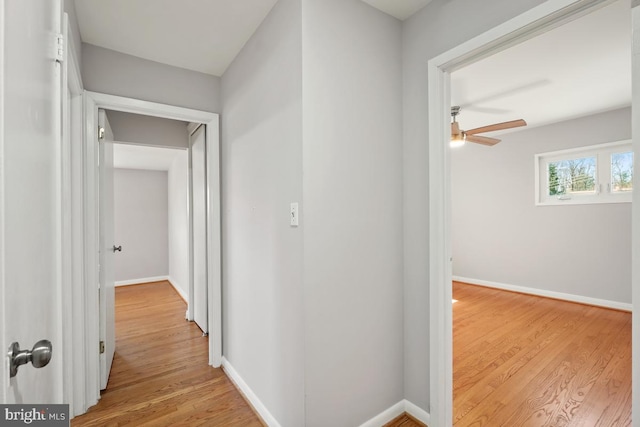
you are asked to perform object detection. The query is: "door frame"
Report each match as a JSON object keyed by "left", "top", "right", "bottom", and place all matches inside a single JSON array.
[
  {"left": 81, "top": 92, "right": 222, "bottom": 402},
  {"left": 0, "top": 0, "right": 6, "bottom": 405},
  {"left": 426, "top": 0, "right": 629, "bottom": 425},
  {"left": 60, "top": 12, "right": 89, "bottom": 416},
  {"left": 187, "top": 123, "right": 209, "bottom": 331}
]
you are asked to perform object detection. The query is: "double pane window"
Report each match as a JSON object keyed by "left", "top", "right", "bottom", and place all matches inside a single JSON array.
[{"left": 536, "top": 141, "right": 633, "bottom": 205}]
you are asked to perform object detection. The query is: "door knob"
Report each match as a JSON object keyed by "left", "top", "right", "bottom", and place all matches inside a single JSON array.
[
  {"left": 8, "top": 340, "right": 52, "bottom": 377},
  {"left": 113, "top": 245, "right": 122, "bottom": 252}
]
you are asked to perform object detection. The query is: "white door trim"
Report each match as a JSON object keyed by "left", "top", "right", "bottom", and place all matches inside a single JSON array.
[
  {"left": 0, "top": 0, "right": 7, "bottom": 405},
  {"left": 427, "top": 0, "right": 619, "bottom": 425},
  {"left": 60, "top": 12, "right": 91, "bottom": 417},
  {"left": 631, "top": 2, "right": 640, "bottom": 421},
  {"left": 82, "top": 92, "right": 222, "bottom": 405}
]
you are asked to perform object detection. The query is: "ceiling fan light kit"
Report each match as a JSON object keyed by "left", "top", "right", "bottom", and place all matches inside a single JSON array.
[
  {"left": 450, "top": 132, "right": 466, "bottom": 148},
  {"left": 450, "top": 105, "right": 527, "bottom": 147}
]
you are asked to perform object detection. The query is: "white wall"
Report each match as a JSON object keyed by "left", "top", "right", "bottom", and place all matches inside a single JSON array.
[
  {"left": 106, "top": 111, "right": 189, "bottom": 148},
  {"left": 301, "top": 0, "right": 404, "bottom": 426},
  {"left": 402, "top": 0, "right": 549, "bottom": 412},
  {"left": 168, "top": 151, "right": 189, "bottom": 298},
  {"left": 220, "top": 0, "right": 304, "bottom": 425},
  {"left": 63, "top": 0, "right": 82, "bottom": 66},
  {"left": 452, "top": 108, "right": 631, "bottom": 304},
  {"left": 82, "top": 43, "right": 221, "bottom": 113},
  {"left": 114, "top": 169, "right": 169, "bottom": 282}
]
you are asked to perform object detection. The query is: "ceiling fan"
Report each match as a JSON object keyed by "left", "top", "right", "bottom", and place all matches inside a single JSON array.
[{"left": 450, "top": 105, "right": 527, "bottom": 147}]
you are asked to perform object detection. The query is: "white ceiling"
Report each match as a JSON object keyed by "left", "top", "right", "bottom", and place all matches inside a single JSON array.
[
  {"left": 360, "top": 0, "right": 432, "bottom": 20},
  {"left": 114, "top": 144, "right": 183, "bottom": 171},
  {"left": 74, "top": 0, "right": 629, "bottom": 136},
  {"left": 74, "top": 0, "right": 279, "bottom": 76},
  {"left": 73, "top": 0, "right": 430, "bottom": 77},
  {"left": 451, "top": 0, "right": 630, "bottom": 135}
]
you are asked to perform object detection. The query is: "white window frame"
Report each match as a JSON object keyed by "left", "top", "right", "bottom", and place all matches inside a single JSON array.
[{"left": 535, "top": 140, "right": 633, "bottom": 206}]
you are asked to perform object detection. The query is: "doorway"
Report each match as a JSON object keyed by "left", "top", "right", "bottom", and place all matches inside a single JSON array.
[
  {"left": 427, "top": 0, "right": 638, "bottom": 425},
  {"left": 80, "top": 92, "right": 221, "bottom": 406}
]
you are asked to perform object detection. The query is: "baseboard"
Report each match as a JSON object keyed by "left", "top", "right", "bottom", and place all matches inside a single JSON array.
[
  {"left": 115, "top": 276, "right": 169, "bottom": 287},
  {"left": 453, "top": 276, "right": 632, "bottom": 312},
  {"left": 221, "top": 357, "right": 281, "bottom": 427},
  {"left": 359, "top": 400, "right": 430, "bottom": 427},
  {"left": 404, "top": 400, "right": 430, "bottom": 425},
  {"left": 167, "top": 277, "right": 188, "bottom": 303},
  {"left": 359, "top": 401, "right": 405, "bottom": 427}
]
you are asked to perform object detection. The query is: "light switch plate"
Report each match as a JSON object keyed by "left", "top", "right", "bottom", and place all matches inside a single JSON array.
[{"left": 290, "top": 203, "right": 299, "bottom": 226}]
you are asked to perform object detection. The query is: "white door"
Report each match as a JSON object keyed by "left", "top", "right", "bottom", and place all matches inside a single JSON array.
[
  {"left": 1, "top": 0, "right": 64, "bottom": 403},
  {"left": 190, "top": 125, "right": 208, "bottom": 333},
  {"left": 98, "top": 109, "right": 115, "bottom": 389}
]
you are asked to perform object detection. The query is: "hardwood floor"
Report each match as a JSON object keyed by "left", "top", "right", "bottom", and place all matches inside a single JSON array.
[
  {"left": 453, "top": 281, "right": 631, "bottom": 426},
  {"left": 71, "top": 281, "right": 630, "bottom": 426},
  {"left": 71, "top": 281, "right": 263, "bottom": 427},
  {"left": 384, "top": 414, "right": 427, "bottom": 427}
]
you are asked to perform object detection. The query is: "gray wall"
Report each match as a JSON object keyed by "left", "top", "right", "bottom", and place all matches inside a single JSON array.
[
  {"left": 82, "top": 43, "right": 221, "bottom": 112},
  {"left": 301, "top": 0, "right": 404, "bottom": 426},
  {"left": 221, "top": 1, "right": 403, "bottom": 425},
  {"left": 220, "top": 0, "right": 304, "bottom": 425},
  {"left": 63, "top": 0, "right": 82, "bottom": 66},
  {"left": 402, "top": 0, "right": 548, "bottom": 412},
  {"left": 106, "top": 111, "right": 189, "bottom": 148},
  {"left": 114, "top": 169, "right": 169, "bottom": 282},
  {"left": 452, "top": 108, "right": 631, "bottom": 303}
]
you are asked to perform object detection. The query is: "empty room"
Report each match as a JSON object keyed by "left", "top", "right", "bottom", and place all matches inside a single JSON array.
[{"left": 449, "top": 1, "right": 632, "bottom": 424}]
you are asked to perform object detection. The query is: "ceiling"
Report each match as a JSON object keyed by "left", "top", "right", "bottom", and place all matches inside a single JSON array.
[
  {"left": 73, "top": 0, "right": 430, "bottom": 77},
  {"left": 451, "top": 0, "right": 630, "bottom": 136},
  {"left": 360, "top": 0, "right": 433, "bottom": 20},
  {"left": 74, "top": 0, "right": 280, "bottom": 76},
  {"left": 113, "top": 144, "right": 183, "bottom": 171},
  {"left": 74, "top": 0, "right": 629, "bottom": 135}
]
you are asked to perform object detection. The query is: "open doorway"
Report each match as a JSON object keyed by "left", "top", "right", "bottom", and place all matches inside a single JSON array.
[
  {"left": 78, "top": 92, "right": 221, "bottom": 410},
  {"left": 427, "top": 0, "right": 636, "bottom": 425},
  {"left": 450, "top": 3, "right": 633, "bottom": 424},
  {"left": 108, "top": 112, "right": 191, "bottom": 303}
]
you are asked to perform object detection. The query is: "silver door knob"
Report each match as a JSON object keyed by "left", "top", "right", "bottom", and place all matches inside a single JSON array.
[
  {"left": 8, "top": 340, "right": 52, "bottom": 377},
  {"left": 113, "top": 245, "right": 122, "bottom": 252}
]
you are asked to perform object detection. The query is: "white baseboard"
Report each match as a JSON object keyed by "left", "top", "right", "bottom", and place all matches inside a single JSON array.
[
  {"left": 453, "top": 276, "right": 632, "bottom": 312},
  {"left": 359, "top": 401, "right": 405, "bottom": 427},
  {"left": 115, "top": 276, "right": 169, "bottom": 287},
  {"left": 217, "top": 361, "right": 432, "bottom": 427},
  {"left": 359, "top": 400, "right": 430, "bottom": 427},
  {"left": 404, "top": 400, "right": 430, "bottom": 425},
  {"left": 167, "top": 276, "right": 188, "bottom": 303},
  {"left": 221, "top": 357, "right": 281, "bottom": 427}
]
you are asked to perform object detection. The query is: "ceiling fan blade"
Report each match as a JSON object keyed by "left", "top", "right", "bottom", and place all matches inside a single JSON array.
[
  {"left": 466, "top": 119, "right": 527, "bottom": 135},
  {"left": 451, "top": 122, "right": 460, "bottom": 135},
  {"left": 466, "top": 134, "right": 501, "bottom": 146}
]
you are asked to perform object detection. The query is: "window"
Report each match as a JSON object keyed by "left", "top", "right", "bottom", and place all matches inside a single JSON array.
[{"left": 535, "top": 140, "right": 633, "bottom": 205}]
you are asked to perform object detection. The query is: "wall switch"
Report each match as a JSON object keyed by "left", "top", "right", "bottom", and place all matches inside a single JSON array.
[{"left": 290, "top": 203, "right": 299, "bottom": 226}]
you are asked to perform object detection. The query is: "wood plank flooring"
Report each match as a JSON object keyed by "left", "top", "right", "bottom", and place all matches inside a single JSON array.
[
  {"left": 384, "top": 282, "right": 631, "bottom": 427},
  {"left": 71, "top": 281, "right": 631, "bottom": 426},
  {"left": 71, "top": 281, "right": 263, "bottom": 427},
  {"left": 384, "top": 414, "right": 427, "bottom": 427},
  {"left": 453, "top": 281, "right": 631, "bottom": 427}
]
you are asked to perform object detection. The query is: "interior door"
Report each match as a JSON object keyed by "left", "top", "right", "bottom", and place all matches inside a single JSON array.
[
  {"left": 98, "top": 109, "right": 115, "bottom": 389},
  {"left": 190, "top": 125, "right": 208, "bottom": 334},
  {"left": 1, "top": 0, "right": 64, "bottom": 403}
]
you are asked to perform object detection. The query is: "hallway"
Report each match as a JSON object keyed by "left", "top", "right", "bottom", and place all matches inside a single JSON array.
[{"left": 72, "top": 281, "right": 263, "bottom": 426}]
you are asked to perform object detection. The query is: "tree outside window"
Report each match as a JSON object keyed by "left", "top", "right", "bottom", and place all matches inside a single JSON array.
[
  {"left": 611, "top": 152, "right": 633, "bottom": 192},
  {"left": 548, "top": 157, "right": 596, "bottom": 196}
]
